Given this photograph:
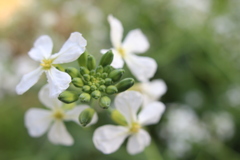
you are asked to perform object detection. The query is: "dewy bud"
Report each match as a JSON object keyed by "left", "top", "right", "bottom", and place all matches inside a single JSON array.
[
  {"left": 72, "top": 78, "right": 84, "bottom": 88},
  {"left": 99, "top": 96, "right": 111, "bottom": 109},
  {"left": 79, "top": 93, "right": 91, "bottom": 102},
  {"left": 115, "top": 78, "right": 134, "bottom": 93},
  {"left": 78, "top": 108, "right": 95, "bottom": 127},
  {"left": 87, "top": 54, "right": 96, "bottom": 71},
  {"left": 78, "top": 51, "right": 88, "bottom": 67},
  {"left": 82, "top": 85, "right": 91, "bottom": 92},
  {"left": 58, "top": 91, "right": 79, "bottom": 104},
  {"left": 99, "top": 50, "right": 113, "bottom": 67},
  {"left": 65, "top": 67, "right": 80, "bottom": 79},
  {"left": 96, "top": 65, "right": 103, "bottom": 73},
  {"left": 106, "top": 85, "right": 118, "bottom": 94},
  {"left": 111, "top": 110, "right": 128, "bottom": 126},
  {"left": 91, "top": 90, "right": 101, "bottom": 99},
  {"left": 109, "top": 69, "right": 125, "bottom": 82},
  {"left": 80, "top": 67, "right": 89, "bottom": 75}
]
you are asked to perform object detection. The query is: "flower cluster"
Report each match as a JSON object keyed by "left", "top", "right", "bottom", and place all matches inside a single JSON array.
[{"left": 16, "top": 14, "right": 166, "bottom": 155}]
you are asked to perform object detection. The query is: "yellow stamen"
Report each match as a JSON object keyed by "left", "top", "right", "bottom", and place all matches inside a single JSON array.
[
  {"left": 40, "top": 59, "right": 53, "bottom": 70},
  {"left": 129, "top": 122, "right": 141, "bottom": 133},
  {"left": 52, "top": 110, "right": 65, "bottom": 120},
  {"left": 117, "top": 47, "right": 125, "bottom": 57}
]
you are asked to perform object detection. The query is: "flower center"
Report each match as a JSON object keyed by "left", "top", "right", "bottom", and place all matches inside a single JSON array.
[
  {"left": 129, "top": 122, "right": 141, "bottom": 133},
  {"left": 117, "top": 47, "right": 125, "bottom": 57},
  {"left": 40, "top": 59, "right": 53, "bottom": 70},
  {"left": 52, "top": 109, "right": 65, "bottom": 120}
]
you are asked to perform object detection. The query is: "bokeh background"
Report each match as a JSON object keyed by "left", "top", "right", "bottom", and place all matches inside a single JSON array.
[{"left": 1, "top": 0, "right": 240, "bottom": 160}]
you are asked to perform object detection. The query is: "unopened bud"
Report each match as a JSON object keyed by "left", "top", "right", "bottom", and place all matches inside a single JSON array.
[
  {"left": 105, "top": 78, "right": 112, "bottom": 85},
  {"left": 78, "top": 51, "right": 88, "bottom": 67},
  {"left": 96, "top": 65, "right": 103, "bottom": 73},
  {"left": 111, "top": 110, "right": 128, "bottom": 126},
  {"left": 80, "top": 67, "right": 89, "bottom": 75},
  {"left": 102, "top": 73, "right": 108, "bottom": 79},
  {"left": 79, "top": 93, "right": 91, "bottom": 102},
  {"left": 83, "top": 74, "right": 90, "bottom": 81},
  {"left": 65, "top": 67, "right": 80, "bottom": 79},
  {"left": 72, "top": 78, "right": 84, "bottom": 88},
  {"left": 109, "top": 69, "right": 125, "bottom": 82},
  {"left": 99, "top": 96, "right": 111, "bottom": 109},
  {"left": 58, "top": 91, "right": 79, "bottom": 104},
  {"left": 115, "top": 78, "right": 134, "bottom": 92},
  {"left": 103, "top": 65, "right": 114, "bottom": 74},
  {"left": 82, "top": 85, "right": 91, "bottom": 92},
  {"left": 91, "top": 90, "right": 101, "bottom": 99},
  {"left": 90, "top": 70, "right": 95, "bottom": 75},
  {"left": 99, "top": 50, "right": 113, "bottom": 67},
  {"left": 87, "top": 54, "right": 96, "bottom": 70},
  {"left": 91, "top": 85, "right": 97, "bottom": 91},
  {"left": 106, "top": 85, "right": 118, "bottom": 94},
  {"left": 78, "top": 108, "right": 95, "bottom": 127},
  {"left": 99, "top": 85, "right": 106, "bottom": 92}
]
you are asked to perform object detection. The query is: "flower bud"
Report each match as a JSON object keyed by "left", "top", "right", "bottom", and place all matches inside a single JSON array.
[
  {"left": 83, "top": 74, "right": 90, "bottom": 81},
  {"left": 80, "top": 67, "right": 89, "bottom": 75},
  {"left": 79, "top": 93, "right": 91, "bottom": 102},
  {"left": 96, "top": 65, "right": 103, "bottom": 73},
  {"left": 78, "top": 108, "right": 95, "bottom": 127},
  {"left": 90, "top": 85, "right": 97, "bottom": 91},
  {"left": 91, "top": 90, "right": 101, "bottom": 99},
  {"left": 99, "top": 96, "right": 111, "bottom": 109},
  {"left": 109, "top": 69, "right": 125, "bottom": 82},
  {"left": 78, "top": 51, "right": 88, "bottom": 67},
  {"left": 106, "top": 85, "right": 118, "bottom": 94},
  {"left": 99, "top": 85, "right": 106, "bottom": 92},
  {"left": 102, "top": 73, "right": 108, "bottom": 79},
  {"left": 87, "top": 54, "right": 96, "bottom": 71},
  {"left": 99, "top": 50, "right": 113, "bottom": 67},
  {"left": 82, "top": 85, "right": 91, "bottom": 92},
  {"left": 72, "top": 77, "right": 84, "bottom": 88},
  {"left": 111, "top": 110, "right": 128, "bottom": 126},
  {"left": 58, "top": 91, "right": 79, "bottom": 104},
  {"left": 115, "top": 78, "right": 134, "bottom": 92},
  {"left": 65, "top": 67, "right": 80, "bottom": 79},
  {"left": 90, "top": 70, "right": 95, "bottom": 75},
  {"left": 104, "top": 78, "right": 112, "bottom": 85},
  {"left": 103, "top": 65, "right": 114, "bottom": 74}
]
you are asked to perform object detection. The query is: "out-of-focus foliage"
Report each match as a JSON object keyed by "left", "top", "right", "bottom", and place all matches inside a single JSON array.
[{"left": 1, "top": 0, "right": 240, "bottom": 160}]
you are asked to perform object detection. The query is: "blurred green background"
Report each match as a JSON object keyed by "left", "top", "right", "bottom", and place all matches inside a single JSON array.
[{"left": 1, "top": 0, "right": 240, "bottom": 159}]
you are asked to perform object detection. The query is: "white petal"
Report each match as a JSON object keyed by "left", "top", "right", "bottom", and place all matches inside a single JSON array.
[
  {"left": 51, "top": 32, "right": 87, "bottom": 64},
  {"left": 127, "top": 129, "right": 151, "bottom": 155},
  {"left": 46, "top": 67, "right": 71, "bottom": 97},
  {"left": 123, "top": 29, "right": 149, "bottom": 54},
  {"left": 108, "top": 15, "right": 123, "bottom": 48},
  {"left": 39, "top": 84, "right": 62, "bottom": 109},
  {"left": 125, "top": 54, "right": 157, "bottom": 82},
  {"left": 16, "top": 67, "right": 43, "bottom": 95},
  {"left": 24, "top": 108, "right": 52, "bottom": 137},
  {"left": 48, "top": 120, "right": 74, "bottom": 146},
  {"left": 141, "top": 79, "right": 167, "bottom": 104},
  {"left": 100, "top": 49, "right": 124, "bottom": 68},
  {"left": 28, "top": 35, "right": 53, "bottom": 61},
  {"left": 93, "top": 125, "right": 129, "bottom": 154},
  {"left": 138, "top": 101, "right": 165, "bottom": 126},
  {"left": 64, "top": 105, "right": 98, "bottom": 126},
  {"left": 115, "top": 91, "right": 143, "bottom": 124}
]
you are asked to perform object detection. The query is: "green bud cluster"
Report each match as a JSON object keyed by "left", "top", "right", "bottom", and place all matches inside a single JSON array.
[{"left": 58, "top": 50, "right": 135, "bottom": 109}]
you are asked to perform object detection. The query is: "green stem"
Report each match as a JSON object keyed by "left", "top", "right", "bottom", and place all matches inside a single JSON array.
[{"left": 144, "top": 140, "right": 164, "bottom": 160}]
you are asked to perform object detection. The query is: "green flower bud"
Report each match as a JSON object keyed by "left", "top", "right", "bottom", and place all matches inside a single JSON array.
[
  {"left": 99, "top": 85, "right": 106, "bottom": 92},
  {"left": 111, "top": 110, "right": 128, "bottom": 126},
  {"left": 65, "top": 67, "right": 80, "bottom": 79},
  {"left": 82, "top": 85, "right": 91, "bottom": 92},
  {"left": 105, "top": 78, "right": 112, "bottom": 86},
  {"left": 103, "top": 65, "right": 114, "bottom": 74},
  {"left": 87, "top": 54, "right": 96, "bottom": 71},
  {"left": 58, "top": 91, "right": 79, "bottom": 104},
  {"left": 99, "top": 96, "right": 111, "bottom": 109},
  {"left": 72, "top": 77, "right": 84, "bottom": 88},
  {"left": 79, "top": 93, "right": 91, "bottom": 102},
  {"left": 91, "top": 90, "right": 101, "bottom": 99},
  {"left": 96, "top": 65, "right": 103, "bottom": 73},
  {"left": 90, "top": 70, "right": 95, "bottom": 75},
  {"left": 102, "top": 73, "right": 108, "bottom": 79},
  {"left": 78, "top": 108, "right": 95, "bottom": 127},
  {"left": 106, "top": 85, "right": 118, "bottom": 94},
  {"left": 91, "top": 85, "right": 97, "bottom": 91},
  {"left": 99, "top": 50, "right": 113, "bottom": 67},
  {"left": 83, "top": 74, "right": 90, "bottom": 81},
  {"left": 109, "top": 69, "right": 125, "bottom": 82},
  {"left": 115, "top": 78, "right": 135, "bottom": 93},
  {"left": 78, "top": 51, "right": 88, "bottom": 67},
  {"left": 80, "top": 67, "right": 89, "bottom": 75},
  {"left": 99, "top": 79, "right": 105, "bottom": 85}
]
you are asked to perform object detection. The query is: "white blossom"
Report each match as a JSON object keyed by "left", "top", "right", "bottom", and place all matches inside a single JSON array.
[
  {"left": 101, "top": 15, "right": 157, "bottom": 82},
  {"left": 93, "top": 91, "right": 165, "bottom": 154},
  {"left": 25, "top": 84, "right": 98, "bottom": 146},
  {"left": 16, "top": 32, "right": 87, "bottom": 97}
]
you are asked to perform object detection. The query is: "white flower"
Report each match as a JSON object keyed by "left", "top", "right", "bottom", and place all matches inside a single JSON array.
[
  {"left": 131, "top": 79, "right": 167, "bottom": 106},
  {"left": 16, "top": 32, "right": 87, "bottom": 97},
  {"left": 102, "top": 15, "right": 157, "bottom": 82},
  {"left": 93, "top": 91, "right": 165, "bottom": 155},
  {"left": 25, "top": 84, "right": 97, "bottom": 146}
]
